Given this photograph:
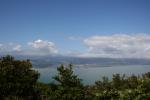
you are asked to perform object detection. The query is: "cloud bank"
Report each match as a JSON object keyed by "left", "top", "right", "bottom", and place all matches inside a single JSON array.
[
  {"left": 0, "top": 39, "right": 58, "bottom": 56},
  {"left": 27, "top": 39, "right": 58, "bottom": 56},
  {"left": 82, "top": 34, "right": 150, "bottom": 58},
  {"left": 0, "top": 43, "right": 22, "bottom": 54},
  {"left": 1, "top": 34, "right": 150, "bottom": 58}
]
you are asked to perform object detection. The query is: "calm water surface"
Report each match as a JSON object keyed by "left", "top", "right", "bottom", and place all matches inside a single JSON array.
[{"left": 36, "top": 65, "right": 150, "bottom": 85}]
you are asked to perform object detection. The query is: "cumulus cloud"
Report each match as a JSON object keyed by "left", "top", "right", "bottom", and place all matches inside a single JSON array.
[
  {"left": 27, "top": 39, "right": 58, "bottom": 56},
  {"left": 81, "top": 34, "right": 150, "bottom": 58},
  {"left": 12, "top": 44, "right": 22, "bottom": 52},
  {"left": 1, "top": 34, "right": 150, "bottom": 58},
  {"left": 0, "top": 43, "right": 22, "bottom": 54},
  {"left": 0, "top": 39, "right": 58, "bottom": 56}
]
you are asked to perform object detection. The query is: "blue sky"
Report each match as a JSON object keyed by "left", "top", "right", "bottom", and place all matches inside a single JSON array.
[{"left": 0, "top": 0, "right": 150, "bottom": 58}]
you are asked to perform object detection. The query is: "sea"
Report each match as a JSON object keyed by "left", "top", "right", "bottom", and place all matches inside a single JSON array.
[{"left": 36, "top": 65, "right": 150, "bottom": 85}]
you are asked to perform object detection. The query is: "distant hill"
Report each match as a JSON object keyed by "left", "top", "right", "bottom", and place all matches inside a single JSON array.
[{"left": 12, "top": 55, "right": 150, "bottom": 68}]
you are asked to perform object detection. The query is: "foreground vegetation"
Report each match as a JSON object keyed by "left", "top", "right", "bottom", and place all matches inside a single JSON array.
[{"left": 0, "top": 55, "right": 150, "bottom": 100}]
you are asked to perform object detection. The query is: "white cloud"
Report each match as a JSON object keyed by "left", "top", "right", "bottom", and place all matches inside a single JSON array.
[
  {"left": 0, "top": 43, "right": 22, "bottom": 54},
  {"left": 12, "top": 45, "right": 22, "bottom": 52},
  {"left": 81, "top": 34, "right": 150, "bottom": 58},
  {"left": 0, "top": 39, "right": 58, "bottom": 56},
  {"left": 27, "top": 39, "right": 58, "bottom": 56},
  {"left": 1, "top": 34, "right": 150, "bottom": 58}
]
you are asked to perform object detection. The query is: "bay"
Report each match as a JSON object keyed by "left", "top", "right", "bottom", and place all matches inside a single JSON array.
[{"left": 36, "top": 65, "right": 150, "bottom": 85}]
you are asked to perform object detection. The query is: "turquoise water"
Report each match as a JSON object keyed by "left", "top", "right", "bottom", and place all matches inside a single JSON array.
[{"left": 36, "top": 65, "right": 150, "bottom": 85}]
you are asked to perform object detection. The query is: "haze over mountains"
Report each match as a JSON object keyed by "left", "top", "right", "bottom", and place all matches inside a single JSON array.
[{"left": 13, "top": 55, "right": 150, "bottom": 68}]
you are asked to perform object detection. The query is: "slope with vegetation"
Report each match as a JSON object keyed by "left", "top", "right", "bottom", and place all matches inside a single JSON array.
[{"left": 0, "top": 55, "right": 150, "bottom": 100}]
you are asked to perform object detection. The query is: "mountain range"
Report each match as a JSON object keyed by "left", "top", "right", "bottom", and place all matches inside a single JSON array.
[{"left": 12, "top": 55, "right": 150, "bottom": 68}]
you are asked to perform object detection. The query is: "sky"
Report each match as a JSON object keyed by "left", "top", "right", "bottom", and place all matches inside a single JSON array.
[{"left": 0, "top": 0, "right": 150, "bottom": 58}]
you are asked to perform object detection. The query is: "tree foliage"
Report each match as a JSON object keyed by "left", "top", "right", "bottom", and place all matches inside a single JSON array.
[
  {"left": 48, "top": 64, "right": 85, "bottom": 100},
  {"left": 0, "top": 55, "right": 150, "bottom": 100},
  {"left": 0, "top": 55, "right": 39, "bottom": 99},
  {"left": 35, "top": 64, "right": 150, "bottom": 100}
]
